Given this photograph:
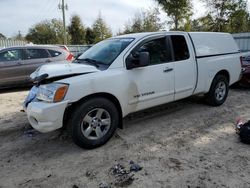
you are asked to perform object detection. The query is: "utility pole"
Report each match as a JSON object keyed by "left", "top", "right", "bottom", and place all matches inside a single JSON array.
[
  {"left": 58, "top": 0, "right": 68, "bottom": 44},
  {"left": 18, "top": 30, "right": 21, "bottom": 40}
]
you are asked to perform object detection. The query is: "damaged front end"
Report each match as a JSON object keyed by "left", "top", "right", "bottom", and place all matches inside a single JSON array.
[
  {"left": 23, "top": 73, "right": 89, "bottom": 108},
  {"left": 23, "top": 62, "right": 100, "bottom": 108}
]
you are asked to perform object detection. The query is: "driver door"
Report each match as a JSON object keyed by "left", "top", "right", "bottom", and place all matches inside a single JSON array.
[{"left": 126, "top": 36, "right": 175, "bottom": 112}]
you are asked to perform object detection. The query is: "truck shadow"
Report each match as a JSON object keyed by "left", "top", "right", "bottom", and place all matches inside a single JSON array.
[
  {"left": 123, "top": 96, "right": 205, "bottom": 126},
  {"left": 230, "top": 83, "right": 250, "bottom": 90}
]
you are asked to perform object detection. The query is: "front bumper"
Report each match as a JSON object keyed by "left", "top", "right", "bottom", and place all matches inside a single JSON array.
[{"left": 27, "top": 100, "right": 69, "bottom": 133}]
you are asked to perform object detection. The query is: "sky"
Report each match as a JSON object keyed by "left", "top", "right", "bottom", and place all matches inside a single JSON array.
[{"left": 0, "top": 0, "right": 208, "bottom": 38}]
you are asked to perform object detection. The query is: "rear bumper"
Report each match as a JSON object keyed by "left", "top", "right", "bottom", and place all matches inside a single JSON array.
[{"left": 27, "top": 100, "right": 69, "bottom": 133}]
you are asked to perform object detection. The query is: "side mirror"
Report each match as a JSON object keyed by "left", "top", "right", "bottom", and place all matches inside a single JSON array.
[
  {"left": 126, "top": 52, "right": 150, "bottom": 70},
  {"left": 139, "top": 52, "right": 150, "bottom": 67}
]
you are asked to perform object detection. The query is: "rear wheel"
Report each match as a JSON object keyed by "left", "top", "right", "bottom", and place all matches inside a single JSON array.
[
  {"left": 68, "top": 97, "right": 119, "bottom": 149},
  {"left": 205, "top": 75, "right": 229, "bottom": 106}
]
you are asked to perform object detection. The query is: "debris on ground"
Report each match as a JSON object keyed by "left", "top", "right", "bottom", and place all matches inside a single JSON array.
[
  {"left": 110, "top": 163, "right": 134, "bottom": 187},
  {"left": 99, "top": 182, "right": 112, "bottom": 188},
  {"left": 129, "top": 161, "right": 142, "bottom": 172},
  {"left": 85, "top": 169, "right": 97, "bottom": 180},
  {"left": 72, "top": 185, "right": 79, "bottom": 188},
  {"left": 109, "top": 161, "right": 142, "bottom": 187},
  {"left": 236, "top": 118, "right": 250, "bottom": 144},
  {"left": 236, "top": 118, "right": 245, "bottom": 134}
]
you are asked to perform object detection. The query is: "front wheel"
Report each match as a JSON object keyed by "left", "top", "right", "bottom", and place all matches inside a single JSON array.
[
  {"left": 205, "top": 75, "right": 229, "bottom": 106},
  {"left": 68, "top": 97, "right": 119, "bottom": 149}
]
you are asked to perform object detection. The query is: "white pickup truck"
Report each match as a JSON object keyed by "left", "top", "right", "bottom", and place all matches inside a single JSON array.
[{"left": 24, "top": 32, "right": 242, "bottom": 149}]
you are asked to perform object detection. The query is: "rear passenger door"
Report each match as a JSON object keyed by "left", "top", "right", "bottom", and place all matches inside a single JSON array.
[
  {"left": 22, "top": 48, "right": 51, "bottom": 79},
  {"left": 169, "top": 34, "right": 197, "bottom": 100},
  {"left": 0, "top": 49, "right": 26, "bottom": 86}
]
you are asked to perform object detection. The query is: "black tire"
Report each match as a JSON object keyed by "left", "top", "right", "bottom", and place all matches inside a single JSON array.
[
  {"left": 68, "top": 97, "right": 119, "bottom": 149},
  {"left": 205, "top": 74, "right": 229, "bottom": 106}
]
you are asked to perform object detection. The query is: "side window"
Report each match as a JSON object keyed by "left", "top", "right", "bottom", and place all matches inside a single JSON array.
[
  {"left": 136, "top": 37, "right": 172, "bottom": 65},
  {"left": 26, "top": 49, "right": 49, "bottom": 59},
  {"left": 0, "top": 49, "right": 23, "bottom": 61},
  {"left": 170, "top": 35, "right": 190, "bottom": 61},
  {"left": 48, "top": 50, "right": 62, "bottom": 57}
]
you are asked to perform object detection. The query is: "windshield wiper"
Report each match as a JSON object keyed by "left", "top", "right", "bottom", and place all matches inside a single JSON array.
[
  {"left": 85, "top": 58, "right": 107, "bottom": 65},
  {"left": 75, "top": 58, "right": 100, "bottom": 68}
]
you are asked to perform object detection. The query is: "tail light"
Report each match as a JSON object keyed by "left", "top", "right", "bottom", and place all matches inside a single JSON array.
[
  {"left": 240, "top": 56, "right": 243, "bottom": 67},
  {"left": 240, "top": 56, "right": 247, "bottom": 72},
  {"left": 66, "top": 53, "right": 74, "bottom": 61},
  {"left": 61, "top": 47, "right": 74, "bottom": 62},
  {"left": 58, "top": 45, "right": 74, "bottom": 62}
]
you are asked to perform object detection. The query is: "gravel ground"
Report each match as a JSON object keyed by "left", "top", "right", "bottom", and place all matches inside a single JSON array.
[{"left": 0, "top": 88, "right": 250, "bottom": 188}]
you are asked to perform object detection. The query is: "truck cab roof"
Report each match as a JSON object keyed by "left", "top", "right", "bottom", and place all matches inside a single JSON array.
[{"left": 114, "top": 31, "right": 240, "bottom": 58}]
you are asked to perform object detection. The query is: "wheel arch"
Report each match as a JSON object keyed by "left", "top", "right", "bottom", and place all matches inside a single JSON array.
[
  {"left": 63, "top": 92, "right": 123, "bottom": 129},
  {"left": 207, "top": 69, "right": 230, "bottom": 92},
  {"left": 215, "top": 70, "right": 230, "bottom": 83}
]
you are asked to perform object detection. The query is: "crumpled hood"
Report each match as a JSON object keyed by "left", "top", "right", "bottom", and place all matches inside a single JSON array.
[{"left": 30, "top": 61, "right": 99, "bottom": 80}]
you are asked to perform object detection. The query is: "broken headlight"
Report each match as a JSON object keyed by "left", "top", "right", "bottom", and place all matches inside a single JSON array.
[{"left": 36, "top": 83, "right": 68, "bottom": 103}]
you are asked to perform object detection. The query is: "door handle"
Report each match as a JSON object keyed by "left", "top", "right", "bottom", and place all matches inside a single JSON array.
[
  {"left": 45, "top": 59, "right": 51, "bottom": 63},
  {"left": 163, "top": 67, "right": 173, "bottom": 73},
  {"left": 17, "top": 62, "right": 22, "bottom": 65}
]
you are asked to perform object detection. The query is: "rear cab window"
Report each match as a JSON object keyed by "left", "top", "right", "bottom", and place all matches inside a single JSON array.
[
  {"left": 26, "top": 49, "right": 50, "bottom": 59},
  {"left": 170, "top": 35, "right": 190, "bottom": 61}
]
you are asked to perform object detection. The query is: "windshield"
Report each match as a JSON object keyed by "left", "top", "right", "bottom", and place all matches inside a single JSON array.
[{"left": 77, "top": 38, "right": 134, "bottom": 66}]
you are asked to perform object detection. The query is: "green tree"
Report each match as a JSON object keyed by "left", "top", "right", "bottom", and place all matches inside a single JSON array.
[
  {"left": 118, "top": 8, "right": 166, "bottom": 34},
  {"left": 26, "top": 19, "right": 67, "bottom": 44},
  {"left": 227, "top": 1, "right": 250, "bottom": 33},
  {"left": 178, "top": 14, "right": 193, "bottom": 31},
  {"left": 68, "top": 15, "right": 86, "bottom": 44},
  {"left": 155, "top": 0, "right": 192, "bottom": 30},
  {"left": 85, "top": 27, "right": 96, "bottom": 44},
  {"left": 120, "top": 8, "right": 165, "bottom": 34},
  {"left": 228, "top": 9, "right": 250, "bottom": 33},
  {"left": 202, "top": 0, "right": 249, "bottom": 32},
  {"left": 92, "top": 13, "right": 112, "bottom": 43},
  {"left": 0, "top": 33, "right": 6, "bottom": 39},
  {"left": 191, "top": 14, "right": 216, "bottom": 31},
  {"left": 182, "top": 17, "right": 192, "bottom": 31},
  {"left": 123, "top": 13, "right": 143, "bottom": 34}
]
